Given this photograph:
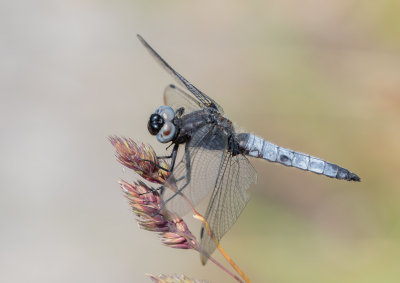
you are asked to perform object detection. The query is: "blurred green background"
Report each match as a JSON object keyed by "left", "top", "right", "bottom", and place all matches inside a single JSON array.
[{"left": 1, "top": 1, "right": 400, "bottom": 282}]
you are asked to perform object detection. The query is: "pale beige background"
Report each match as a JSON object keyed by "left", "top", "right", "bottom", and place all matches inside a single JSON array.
[{"left": 1, "top": 1, "right": 400, "bottom": 282}]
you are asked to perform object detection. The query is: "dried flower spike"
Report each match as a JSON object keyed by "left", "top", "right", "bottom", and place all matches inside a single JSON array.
[
  {"left": 111, "top": 137, "right": 246, "bottom": 283},
  {"left": 109, "top": 136, "right": 170, "bottom": 183},
  {"left": 147, "top": 274, "right": 210, "bottom": 283},
  {"left": 120, "top": 179, "right": 197, "bottom": 250}
]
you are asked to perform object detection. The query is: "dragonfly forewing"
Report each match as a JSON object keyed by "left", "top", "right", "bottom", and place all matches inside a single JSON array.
[
  {"left": 164, "top": 84, "right": 203, "bottom": 115},
  {"left": 137, "top": 35, "right": 224, "bottom": 114}
]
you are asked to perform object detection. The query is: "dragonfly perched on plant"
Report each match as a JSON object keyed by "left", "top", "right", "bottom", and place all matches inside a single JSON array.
[{"left": 137, "top": 35, "right": 360, "bottom": 265}]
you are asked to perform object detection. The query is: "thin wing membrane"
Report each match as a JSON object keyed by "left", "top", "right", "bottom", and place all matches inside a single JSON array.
[
  {"left": 200, "top": 153, "right": 257, "bottom": 264},
  {"left": 164, "top": 84, "right": 203, "bottom": 115},
  {"left": 162, "top": 124, "right": 228, "bottom": 216},
  {"left": 137, "top": 35, "right": 224, "bottom": 114}
]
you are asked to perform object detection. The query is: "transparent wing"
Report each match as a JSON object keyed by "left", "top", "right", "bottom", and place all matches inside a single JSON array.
[
  {"left": 200, "top": 152, "right": 257, "bottom": 265},
  {"left": 137, "top": 35, "right": 224, "bottom": 115},
  {"left": 164, "top": 84, "right": 204, "bottom": 115},
  {"left": 162, "top": 124, "right": 228, "bottom": 216}
]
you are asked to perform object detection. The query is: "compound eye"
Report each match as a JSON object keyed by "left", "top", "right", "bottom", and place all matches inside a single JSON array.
[
  {"left": 156, "top": 122, "right": 176, "bottom": 143},
  {"left": 148, "top": 113, "right": 164, "bottom": 135},
  {"left": 155, "top": 106, "right": 175, "bottom": 122}
]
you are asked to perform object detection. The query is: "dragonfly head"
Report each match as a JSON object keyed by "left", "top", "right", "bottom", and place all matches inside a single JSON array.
[{"left": 147, "top": 106, "right": 177, "bottom": 143}]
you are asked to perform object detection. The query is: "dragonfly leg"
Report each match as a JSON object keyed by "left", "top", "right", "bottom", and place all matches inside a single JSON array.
[
  {"left": 139, "top": 143, "right": 179, "bottom": 172},
  {"left": 151, "top": 177, "right": 190, "bottom": 217},
  {"left": 157, "top": 153, "right": 173, "bottom": 159},
  {"left": 138, "top": 185, "right": 164, "bottom": 196},
  {"left": 152, "top": 149, "right": 192, "bottom": 216},
  {"left": 138, "top": 159, "right": 171, "bottom": 172},
  {"left": 157, "top": 143, "right": 177, "bottom": 159}
]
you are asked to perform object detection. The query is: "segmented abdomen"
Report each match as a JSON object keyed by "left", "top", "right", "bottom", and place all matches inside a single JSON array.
[{"left": 237, "top": 133, "right": 360, "bottom": 182}]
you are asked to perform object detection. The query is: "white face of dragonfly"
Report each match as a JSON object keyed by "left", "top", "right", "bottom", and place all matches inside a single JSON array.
[{"left": 147, "top": 106, "right": 177, "bottom": 143}]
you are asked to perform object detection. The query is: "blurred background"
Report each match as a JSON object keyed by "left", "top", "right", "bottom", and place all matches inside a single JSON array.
[{"left": 1, "top": 0, "right": 400, "bottom": 282}]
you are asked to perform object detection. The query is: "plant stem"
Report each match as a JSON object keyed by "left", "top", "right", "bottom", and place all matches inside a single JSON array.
[
  {"left": 193, "top": 214, "right": 252, "bottom": 283},
  {"left": 178, "top": 233, "right": 244, "bottom": 283},
  {"left": 160, "top": 177, "right": 252, "bottom": 283}
]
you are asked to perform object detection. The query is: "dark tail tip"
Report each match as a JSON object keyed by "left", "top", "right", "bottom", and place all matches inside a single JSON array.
[{"left": 348, "top": 172, "right": 361, "bottom": 182}]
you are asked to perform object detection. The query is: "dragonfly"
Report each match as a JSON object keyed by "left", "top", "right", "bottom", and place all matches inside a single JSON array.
[{"left": 137, "top": 35, "right": 360, "bottom": 265}]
